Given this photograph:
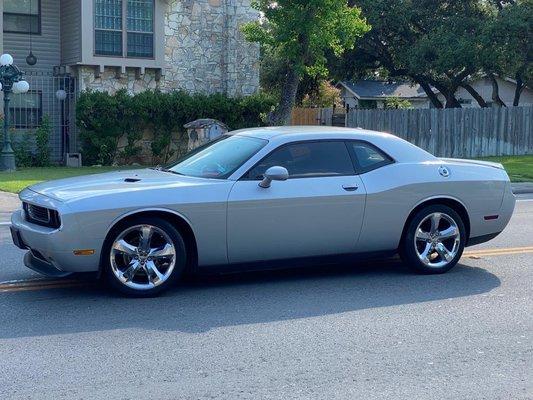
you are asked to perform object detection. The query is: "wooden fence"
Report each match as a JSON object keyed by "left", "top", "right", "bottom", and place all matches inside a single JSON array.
[
  {"left": 346, "top": 106, "right": 533, "bottom": 158},
  {"left": 290, "top": 107, "right": 333, "bottom": 126}
]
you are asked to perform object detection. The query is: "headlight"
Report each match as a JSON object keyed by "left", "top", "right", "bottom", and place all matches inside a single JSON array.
[{"left": 23, "top": 202, "right": 61, "bottom": 229}]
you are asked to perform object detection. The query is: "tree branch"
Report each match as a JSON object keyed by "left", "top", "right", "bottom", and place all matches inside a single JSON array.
[
  {"left": 489, "top": 73, "right": 507, "bottom": 107},
  {"left": 459, "top": 83, "right": 488, "bottom": 107}
]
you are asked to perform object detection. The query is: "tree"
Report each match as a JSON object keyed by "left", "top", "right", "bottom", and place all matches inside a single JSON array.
[
  {"left": 301, "top": 81, "right": 342, "bottom": 108},
  {"left": 257, "top": 45, "right": 326, "bottom": 106},
  {"left": 242, "top": 0, "right": 370, "bottom": 125},
  {"left": 384, "top": 97, "right": 412, "bottom": 109},
  {"left": 340, "top": 0, "right": 497, "bottom": 108},
  {"left": 481, "top": 0, "right": 532, "bottom": 106}
]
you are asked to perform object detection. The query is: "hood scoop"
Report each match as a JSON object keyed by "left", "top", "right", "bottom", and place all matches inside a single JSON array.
[{"left": 124, "top": 177, "right": 142, "bottom": 183}]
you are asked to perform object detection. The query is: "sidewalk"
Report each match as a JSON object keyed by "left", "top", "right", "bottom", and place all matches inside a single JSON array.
[
  {"left": 1, "top": 183, "right": 532, "bottom": 224},
  {"left": 0, "top": 192, "right": 20, "bottom": 224}
]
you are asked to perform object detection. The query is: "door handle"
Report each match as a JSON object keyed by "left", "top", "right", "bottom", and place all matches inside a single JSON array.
[{"left": 342, "top": 184, "right": 359, "bottom": 192}]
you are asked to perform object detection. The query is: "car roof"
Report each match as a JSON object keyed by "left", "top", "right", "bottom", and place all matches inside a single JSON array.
[
  {"left": 230, "top": 126, "right": 436, "bottom": 163},
  {"left": 230, "top": 126, "right": 393, "bottom": 141}
]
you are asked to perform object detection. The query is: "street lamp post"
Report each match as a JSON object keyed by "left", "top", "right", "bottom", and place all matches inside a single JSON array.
[{"left": 0, "top": 53, "right": 30, "bottom": 171}]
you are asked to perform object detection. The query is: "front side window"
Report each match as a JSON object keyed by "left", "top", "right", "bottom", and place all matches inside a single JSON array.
[
  {"left": 94, "top": 0, "right": 154, "bottom": 58},
  {"left": 169, "top": 135, "right": 268, "bottom": 179},
  {"left": 9, "top": 92, "right": 42, "bottom": 129},
  {"left": 3, "top": 0, "right": 40, "bottom": 34},
  {"left": 246, "top": 141, "right": 355, "bottom": 180}
]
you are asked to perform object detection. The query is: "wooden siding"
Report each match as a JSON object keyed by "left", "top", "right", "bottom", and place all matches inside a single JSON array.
[
  {"left": 346, "top": 106, "right": 533, "bottom": 158},
  {"left": 3, "top": 0, "right": 61, "bottom": 72},
  {"left": 60, "top": 0, "right": 82, "bottom": 65}
]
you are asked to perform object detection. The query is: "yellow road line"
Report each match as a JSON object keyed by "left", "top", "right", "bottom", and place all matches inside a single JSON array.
[
  {"left": 0, "top": 279, "right": 86, "bottom": 293},
  {"left": 0, "top": 246, "right": 531, "bottom": 293},
  {"left": 464, "top": 246, "right": 533, "bottom": 257}
]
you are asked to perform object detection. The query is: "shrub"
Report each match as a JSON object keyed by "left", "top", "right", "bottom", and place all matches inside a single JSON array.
[
  {"left": 384, "top": 97, "right": 412, "bottom": 109},
  {"left": 77, "top": 90, "right": 142, "bottom": 165},
  {"left": 35, "top": 115, "right": 51, "bottom": 167},
  {"left": 12, "top": 131, "right": 33, "bottom": 168},
  {"left": 9, "top": 114, "right": 52, "bottom": 167},
  {"left": 76, "top": 90, "right": 277, "bottom": 165},
  {"left": 301, "top": 81, "right": 341, "bottom": 108}
]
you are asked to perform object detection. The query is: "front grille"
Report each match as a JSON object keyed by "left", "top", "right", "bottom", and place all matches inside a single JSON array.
[{"left": 23, "top": 203, "right": 61, "bottom": 229}]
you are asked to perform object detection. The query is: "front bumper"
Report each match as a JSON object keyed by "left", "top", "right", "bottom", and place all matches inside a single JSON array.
[
  {"left": 10, "top": 225, "right": 71, "bottom": 277},
  {"left": 10, "top": 207, "right": 101, "bottom": 276}
]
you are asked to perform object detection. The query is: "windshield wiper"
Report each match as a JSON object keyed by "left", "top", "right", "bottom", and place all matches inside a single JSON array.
[{"left": 151, "top": 166, "right": 184, "bottom": 175}]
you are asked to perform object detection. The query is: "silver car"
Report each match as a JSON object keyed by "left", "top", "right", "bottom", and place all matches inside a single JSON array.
[{"left": 10, "top": 127, "right": 516, "bottom": 296}]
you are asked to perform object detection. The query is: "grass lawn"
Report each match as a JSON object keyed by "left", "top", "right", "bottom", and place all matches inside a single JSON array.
[
  {"left": 0, "top": 155, "right": 531, "bottom": 194},
  {"left": 0, "top": 166, "right": 137, "bottom": 194},
  {"left": 480, "top": 155, "right": 533, "bottom": 183}
]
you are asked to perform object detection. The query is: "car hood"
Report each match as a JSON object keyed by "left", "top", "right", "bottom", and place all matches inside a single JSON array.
[{"left": 27, "top": 169, "right": 224, "bottom": 202}]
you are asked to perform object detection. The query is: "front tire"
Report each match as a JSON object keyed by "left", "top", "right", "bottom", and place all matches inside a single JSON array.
[
  {"left": 103, "top": 216, "right": 186, "bottom": 297},
  {"left": 400, "top": 205, "right": 466, "bottom": 274}
]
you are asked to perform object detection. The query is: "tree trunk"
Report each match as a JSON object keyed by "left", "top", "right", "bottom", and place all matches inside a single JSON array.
[
  {"left": 460, "top": 83, "right": 488, "bottom": 107},
  {"left": 426, "top": 77, "right": 462, "bottom": 108},
  {"left": 444, "top": 93, "right": 462, "bottom": 108},
  {"left": 489, "top": 74, "right": 506, "bottom": 107},
  {"left": 414, "top": 76, "right": 443, "bottom": 108},
  {"left": 513, "top": 73, "right": 525, "bottom": 106},
  {"left": 269, "top": 66, "right": 300, "bottom": 126}
]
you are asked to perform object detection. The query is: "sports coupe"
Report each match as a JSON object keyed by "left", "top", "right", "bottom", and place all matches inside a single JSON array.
[{"left": 11, "top": 127, "right": 515, "bottom": 296}]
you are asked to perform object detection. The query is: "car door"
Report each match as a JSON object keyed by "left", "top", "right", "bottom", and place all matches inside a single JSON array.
[{"left": 227, "top": 140, "right": 367, "bottom": 264}]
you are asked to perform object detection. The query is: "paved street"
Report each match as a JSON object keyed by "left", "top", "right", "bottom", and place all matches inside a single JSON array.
[{"left": 0, "top": 198, "right": 531, "bottom": 399}]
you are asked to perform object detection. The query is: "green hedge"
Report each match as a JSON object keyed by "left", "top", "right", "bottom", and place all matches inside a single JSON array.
[{"left": 76, "top": 89, "right": 277, "bottom": 166}]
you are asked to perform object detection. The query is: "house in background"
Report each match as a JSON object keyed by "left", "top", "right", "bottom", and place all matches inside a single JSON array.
[
  {"left": 338, "top": 78, "right": 533, "bottom": 110},
  {"left": 451, "top": 76, "right": 533, "bottom": 108},
  {"left": 337, "top": 80, "right": 431, "bottom": 110},
  {"left": 0, "top": 0, "right": 260, "bottom": 162}
]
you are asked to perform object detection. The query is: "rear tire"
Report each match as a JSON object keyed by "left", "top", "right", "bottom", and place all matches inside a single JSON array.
[
  {"left": 103, "top": 216, "right": 186, "bottom": 297},
  {"left": 400, "top": 205, "right": 466, "bottom": 274}
]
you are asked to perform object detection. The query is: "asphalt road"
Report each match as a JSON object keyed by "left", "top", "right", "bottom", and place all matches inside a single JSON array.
[{"left": 0, "top": 199, "right": 531, "bottom": 400}]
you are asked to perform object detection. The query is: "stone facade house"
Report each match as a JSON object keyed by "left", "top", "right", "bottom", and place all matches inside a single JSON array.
[{"left": 0, "top": 0, "right": 260, "bottom": 161}]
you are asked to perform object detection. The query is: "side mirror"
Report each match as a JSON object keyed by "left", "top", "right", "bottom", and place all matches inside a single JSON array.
[{"left": 259, "top": 166, "right": 289, "bottom": 188}]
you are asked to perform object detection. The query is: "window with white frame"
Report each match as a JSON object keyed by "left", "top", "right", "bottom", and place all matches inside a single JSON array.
[
  {"left": 94, "top": 0, "right": 154, "bottom": 58},
  {"left": 3, "top": 0, "right": 41, "bottom": 34}
]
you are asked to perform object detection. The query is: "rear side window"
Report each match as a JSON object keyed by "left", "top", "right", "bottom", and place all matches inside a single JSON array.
[
  {"left": 246, "top": 141, "right": 355, "bottom": 179},
  {"left": 348, "top": 141, "right": 393, "bottom": 173}
]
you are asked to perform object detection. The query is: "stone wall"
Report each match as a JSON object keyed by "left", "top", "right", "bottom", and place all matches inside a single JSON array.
[
  {"left": 78, "top": 66, "right": 161, "bottom": 94},
  {"left": 77, "top": 0, "right": 260, "bottom": 97}
]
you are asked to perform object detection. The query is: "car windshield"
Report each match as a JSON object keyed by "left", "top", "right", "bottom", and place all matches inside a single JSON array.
[{"left": 168, "top": 135, "right": 268, "bottom": 179}]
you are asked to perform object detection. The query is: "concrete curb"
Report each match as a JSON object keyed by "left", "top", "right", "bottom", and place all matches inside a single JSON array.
[{"left": 511, "top": 183, "right": 533, "bottom": 195}]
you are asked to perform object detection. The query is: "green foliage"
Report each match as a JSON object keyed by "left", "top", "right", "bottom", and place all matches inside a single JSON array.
[
  {"left": 35, "top": 115, "right": 51, "bottom": 167},
  {"left": 242, "top": 0, "right": 370, "bottom": 123},
  {"left": 384, "top": 97, "right": 412, "bottom": 109},
  {"left": 337, "top": 0, "right": 529, "bottom": 107},
  {"left": 77, "top": 90, "right": 142, "bottom": 165},
  {"left": 10, "top": 114, "right": 52, "bottom": 167},
  {"left": 301, "top": 81, "right": 341, "bottom": 107},
  {"left": 243, "top": 0, "right": 370, "bottom": 78},
  {"left": 479, "top": 0, "right": 532, "bottom": 99},
  {"left": 76, "top": 90, "right": 276, "bottom": 165},
  {"left": 12, "top": 131, "right": 33, "bottom": 168}
]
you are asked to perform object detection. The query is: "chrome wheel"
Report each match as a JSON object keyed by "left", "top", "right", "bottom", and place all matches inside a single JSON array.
[
  {"left": 110, "top": 224, "right": 177, "bottom": 291},
  {"left": 414, "top": 212, "right": 461, "bottom": 268}
]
